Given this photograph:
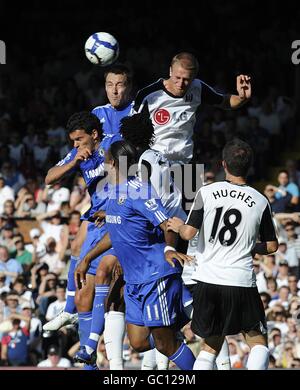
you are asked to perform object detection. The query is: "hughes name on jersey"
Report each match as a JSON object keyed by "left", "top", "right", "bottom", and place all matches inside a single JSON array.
[
  {"left": 186, "top": 181, "right": 277, "bottom": 287},
  {"left": 134, "top": 79, "right": 223, "bottom": 163}
]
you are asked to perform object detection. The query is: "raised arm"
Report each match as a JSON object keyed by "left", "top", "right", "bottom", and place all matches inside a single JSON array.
[{"left": 45, "top": 147, "right": 91, "bottom": 185}]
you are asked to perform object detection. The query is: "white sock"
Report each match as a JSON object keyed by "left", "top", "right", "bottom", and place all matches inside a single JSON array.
[
  {"left": 103, "top": 311, "right": 125, "bottom": 370},
  {"left": 216, "top": 339, "right": 231, "bottom": 370},
  {"left": 141, "top": 349, "right": 157, "bottom": 370},
  {"left": 193, "top": 350, "right": 216, "bottom": 370},
  {"left": 156, "top": 349, "right": 169, "bottom": 370},
  {"left": 246, "top": 345, "right": 269, "bottom": 370}
]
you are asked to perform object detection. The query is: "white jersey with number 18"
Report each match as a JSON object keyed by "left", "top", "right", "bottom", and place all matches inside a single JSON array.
[{"left": 186, "top": 181, "right": 277, "bottom": 287}]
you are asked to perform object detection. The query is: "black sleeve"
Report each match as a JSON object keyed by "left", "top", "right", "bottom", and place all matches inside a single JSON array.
[
  {"left": 200, "top": 80, "right": 224, "bottom": 106},
  {"left": 259, "top": 204, "right": 277, "bottom": 241},
  {"left": 185, "top": 189, "right": 204, "bottom": 229}
]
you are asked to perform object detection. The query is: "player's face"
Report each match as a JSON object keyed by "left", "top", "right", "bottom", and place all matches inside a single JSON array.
[
  {"left": 69, "top": 129, "right": 95, "bottom": 150},
  {"left": 105, "top": 73, "right": 131, "bottom": 109},
  {"left": 169, "top": 63, "right": 195, "bottom": 96}
]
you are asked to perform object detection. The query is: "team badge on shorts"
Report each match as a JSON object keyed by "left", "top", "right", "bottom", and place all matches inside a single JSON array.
[
  {"left": 99, "top": 148, "right": 105, "bottom": 157},
  {"left": 118, "top": 195, "right": 126, "bottom": 205}
]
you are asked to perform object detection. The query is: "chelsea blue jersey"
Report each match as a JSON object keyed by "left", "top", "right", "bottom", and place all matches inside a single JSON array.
[
  {"left": 56, "top": 134, "right": 121, "bottom": 220},
  {"left": 105, "top": 178, "right": 181, "bottom": 284},
  {"left": 92, "top": 102, "right": 134, "bottom": 136}
]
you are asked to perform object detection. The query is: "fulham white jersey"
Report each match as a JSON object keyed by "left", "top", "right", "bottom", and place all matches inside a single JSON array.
[
  {"left": 187, "top": 181, "right": 277, "bottom": 287},
  {"left": 138, "top": 148, "right": 186, "bottom": 220},
  {"left": 134, "top": 79, "right": 224, "bottom": 164}
]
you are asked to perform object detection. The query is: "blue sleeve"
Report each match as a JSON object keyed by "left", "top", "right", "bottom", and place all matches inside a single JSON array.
[
  {"left": 56, "top": 148, "right": 77, "bottom": 167},
  {"left": 287, "top": 183, "right": 300, "bottom": 197},
  {"left": 131, "top": 184, "right": 169, "bottom": 227}
]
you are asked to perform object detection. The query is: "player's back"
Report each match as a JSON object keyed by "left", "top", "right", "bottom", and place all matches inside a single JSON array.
[
  {"left": 138, "top": 148, "right": 186, "bottom": 220},
  {"left": 192, "top": 181, "right": 271, "bottom": 287}
]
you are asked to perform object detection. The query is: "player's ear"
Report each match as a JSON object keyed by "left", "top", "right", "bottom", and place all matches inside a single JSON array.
[
  {"left": 92, "top": 129, "right": 99, "bottom": 140},
  {"left": 222, "top": 160, "right": 226, "bottom": 169}
]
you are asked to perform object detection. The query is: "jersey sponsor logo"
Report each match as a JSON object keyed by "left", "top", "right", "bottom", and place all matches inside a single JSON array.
[
  {"left": 106, "top": 215, "right": 122, "bottom": 224},
  {"left": 86, "top": 164, "right": 104, "bottom": 179},
  {"left": 144, "top": 198, "right": 158, "bottom": 211},
  {"left": 117, "top": 195, "right": 126, "bottom": 205},
  {"left": 153, "top": 109, "right": 170, "bottom": 125}
]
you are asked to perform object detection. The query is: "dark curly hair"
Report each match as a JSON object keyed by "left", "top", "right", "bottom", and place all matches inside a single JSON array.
[
  {"left": 66, "top": 111, "right": 103, "bottom": 139},
  {"left": 109, "top": 140, "right": 137, "bottom": 168},
  {"left": 120, "top": 113, "right": 155, "bottom": 150}
]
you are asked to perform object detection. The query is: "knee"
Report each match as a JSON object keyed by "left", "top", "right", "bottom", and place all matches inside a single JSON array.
[
  {"left": 75, "top": 289, "right": 93, "bottom": 312},
  {"left": 129, "top": 338, "right": 149, "bottom": 353},
  {"left": 95, "top": 268, "right": 110, "bottom": 285},
  {"left": 154, "top": 335, "right": 178, "bottom": 357}
]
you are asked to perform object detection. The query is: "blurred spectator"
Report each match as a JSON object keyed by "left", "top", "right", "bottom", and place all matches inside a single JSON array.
[
  {"left": 2, "top": 200, "right": 16, "bottom": 219},
  {"left": 43, "top": 183, "right": 70, "bottom": 213},
  {"left": 19, "top": 301, "right": 43, "bottom": 365},
  {"left": 227, "top": 338, "right": 245, "bottom": 369},
  {"left": 37, "top": 344, "right": 71, "bottom": 368},
  {"left": 38, "top": 211, "right": 69, "bottom": 261},
  {"left": 264, "top": 184, "right": 292, "bottom": 213},
  {"left": 13, "top": 235, "right": 33, "bottom": 271},
  {"left": 12, "top": 277, "right": 35, "bottom": 309},
  {"left": 45, "top": 286, "right": 66, "bottom": 323},
  {"left": 1, "top": 317, "right": 30, "bottom": 366},
  {"left": 25, "top": 228, "right": 47, "bottom": 261},
  {"left": 8, "top": 133, "right": 25, "bottom": 167},
  {"left": 288, "top": 276, "right": 300, "bottom": 297},
  {"left": 0, "top": 246, "right": 23, "bottom": 286},
  {"left": 276, "top": 241, "right": 298, "bottom": 276},
  {"left": 0, "top": 175, "right": 14, "bottom": 214},
  {"left": 16, "top": 192, "right": 46, "bottom": 218},
  {"left": 269, "top": 286, "right": 290, "bottom": 310},
  {"left": 275, "top": 170, "right": 299, "bottom": 208},
  {"left": 1, "top": 162, "right": 26, "bottom": 193},
  {"left": 0, "top": 224, "right": 17, "bottom": 256},
  {"left": 32, "top": 134, "right": 53, "bottom": 172},
  {"left": 39, "top": 238, "right": 65, "bottom": 276},
  {"left": 276, "top": 260, "right": 289, "bottom": 288}
]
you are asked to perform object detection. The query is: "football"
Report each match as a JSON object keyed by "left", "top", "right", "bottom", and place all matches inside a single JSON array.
[{"left": 84, "top": 32, "right": 119, "bottom": 66}]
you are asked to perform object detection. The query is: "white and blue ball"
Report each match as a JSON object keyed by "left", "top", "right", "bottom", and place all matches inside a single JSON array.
[{"left": 85, "top": 32, "right": 119, "bottom": 66}]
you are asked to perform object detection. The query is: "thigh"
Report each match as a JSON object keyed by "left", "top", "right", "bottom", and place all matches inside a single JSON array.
[
  {"left": 242, "top": 330, "right": 268, "bottom": 348},
  {"left": 127, "top": 323, "right": 151, "bottom": 352}
]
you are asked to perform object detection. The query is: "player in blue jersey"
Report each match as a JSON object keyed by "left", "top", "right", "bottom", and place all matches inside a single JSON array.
[
  {"left": 43, "top": 65, "right": 133, "bottom": 333},
  {"left": 76, "top": 140, "right": 196, "bottom": 370},
  {"left": 42, "top": 112, "right": 121, "bottom": 369},
  {"left": 92, "top": 64, "right": 134, "bottom": 137}
]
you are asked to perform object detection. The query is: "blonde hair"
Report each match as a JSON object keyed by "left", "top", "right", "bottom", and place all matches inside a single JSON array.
[{"left": 171, "top": 52, "right": 199, "bottom": 76}]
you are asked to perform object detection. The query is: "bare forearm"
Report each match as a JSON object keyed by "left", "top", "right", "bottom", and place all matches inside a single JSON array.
[{"left": 45, "top": 162, "right": 76, "bottom": 185}]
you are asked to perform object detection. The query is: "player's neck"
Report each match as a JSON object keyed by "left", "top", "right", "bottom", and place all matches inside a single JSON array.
[{"left": 225, "top": 173, "right": 246, "bottom": 186}]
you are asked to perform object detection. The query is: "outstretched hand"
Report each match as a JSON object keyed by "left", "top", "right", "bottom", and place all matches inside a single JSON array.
[
  {"left": 236, "top": 75, "right": 251, "bottom": 100},
  {"left": 165, "top": 249, "right": 194, "bottom": 268}
]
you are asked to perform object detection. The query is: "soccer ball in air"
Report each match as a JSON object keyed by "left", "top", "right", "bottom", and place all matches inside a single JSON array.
[{"left": 84, "top": 32, "right": 119, "bottom": 66}]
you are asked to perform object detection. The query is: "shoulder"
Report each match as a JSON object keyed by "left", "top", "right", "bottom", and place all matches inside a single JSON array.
[
  {"left": 92, "top": 104, "right": 111, "bottom": 114},
  {"left": 139, "top": 149, "right": 163, "bottom": 165},
  {"left": 134, "top": 79, "right": 164, "bottom": 109}
]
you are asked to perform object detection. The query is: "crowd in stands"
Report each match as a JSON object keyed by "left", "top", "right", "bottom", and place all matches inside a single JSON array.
[{"left": 0, "top": 1, "right": 299, "bottom": 369}]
